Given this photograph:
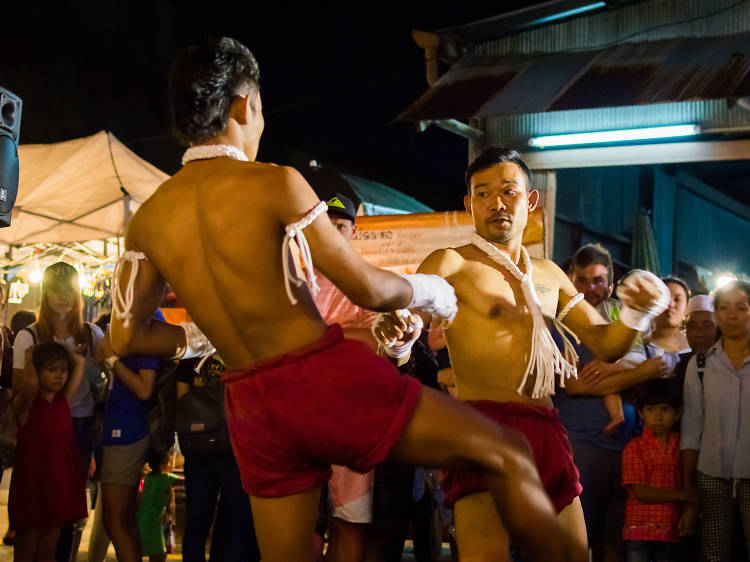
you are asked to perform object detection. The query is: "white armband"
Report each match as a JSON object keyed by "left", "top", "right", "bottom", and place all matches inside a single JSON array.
[
  {"left": 618, "top": 307, "right": 654, "bottom": 332},
  {"left": 282, "top": 201, "right": 328, "bottom": 305},
  {"left": 112, "top": 251, "right": 148, "bottom": 329},
  {"left": 402, "top": 274, "right": 457, "bottom": 322}
]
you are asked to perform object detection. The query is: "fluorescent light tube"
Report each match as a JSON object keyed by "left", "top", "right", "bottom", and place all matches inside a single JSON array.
[
  {"left": 529, "top": 124, "right": 701, "bottom": 148},
  {"left": 533, "top": 2, "right": 607, "bottom": 25}
]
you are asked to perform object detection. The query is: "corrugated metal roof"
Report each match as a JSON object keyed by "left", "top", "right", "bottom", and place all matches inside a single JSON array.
[
  {"left": 476, "top": 0, "right": 750, "bottom": 57},
  {"left": 396, "top": 32, "right": 750, "bottom": 122}
]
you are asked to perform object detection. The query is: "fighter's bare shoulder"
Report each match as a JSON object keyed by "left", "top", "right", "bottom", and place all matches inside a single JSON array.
[
  {"left": 417, "top": 247, "right": 466, "bottom": 280},
  {"left": 255, "top": 164, "right": 321, "bottom": 222},
  {"left": 532, "top": 256, "right": 567, "bottom": 278},
  {"left": 532, "top": 256, "right": 579, "bottom": 300}
]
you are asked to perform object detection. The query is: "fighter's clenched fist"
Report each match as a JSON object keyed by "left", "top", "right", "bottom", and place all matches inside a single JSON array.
[
  {"left": 616, "top": 270, "right": 671, "bottom": 331},
  {"left": 372, "top": 309, "right": 423, "bottom": 358}
]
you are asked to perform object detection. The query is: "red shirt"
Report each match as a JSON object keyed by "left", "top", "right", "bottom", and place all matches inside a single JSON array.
[{"left": 621, "top": 428, "right": 682, "bottom": 542}]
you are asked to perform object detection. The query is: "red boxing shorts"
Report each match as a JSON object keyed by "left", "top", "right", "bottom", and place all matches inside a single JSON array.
[
  {"left": 222, "top": 324, "right": 421, "bottom": 498},
  {"left": 442, "top": 400, "right": 581, "bottom": 513}
]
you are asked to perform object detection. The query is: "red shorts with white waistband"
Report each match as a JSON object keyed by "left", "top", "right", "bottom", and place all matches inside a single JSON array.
[
  {"left": 222, "top": 324, "right": 422, "bottom": 498},
  {"left": 441, "top": 400, "right": 581, "bottom": 513}
]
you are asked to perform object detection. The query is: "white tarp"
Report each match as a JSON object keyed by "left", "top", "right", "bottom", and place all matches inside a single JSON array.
[{"left": 1, "top": 131, "right": 169, "bottom": 245}]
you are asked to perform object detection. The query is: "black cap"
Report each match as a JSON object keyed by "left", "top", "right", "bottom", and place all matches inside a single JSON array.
[{"left": 326, "top": 193, "right": 356, "bottom": 222}]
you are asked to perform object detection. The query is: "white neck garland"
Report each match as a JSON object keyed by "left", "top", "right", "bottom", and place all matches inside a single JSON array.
[
  {"left": 182, "top": 144, "right": 249, "bottom": 165},
  {"left": 470, "top": 232, "right": 578, "bottom": 398}
]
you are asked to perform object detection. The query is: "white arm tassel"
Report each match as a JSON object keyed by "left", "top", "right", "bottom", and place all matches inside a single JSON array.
[
  {"left": 112, "top": 251, "right": 147, "bottom": 329},
  {"left": 282, "top": 201, "right": 328, "bottom": 305},
  {"left": 554, "top": 293, "right": 584, "bottom": 372}
]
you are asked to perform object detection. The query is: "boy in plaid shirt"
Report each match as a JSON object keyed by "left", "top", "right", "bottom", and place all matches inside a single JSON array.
[{"left": 621, "top": 379, "right": 697, "bottom": 561}]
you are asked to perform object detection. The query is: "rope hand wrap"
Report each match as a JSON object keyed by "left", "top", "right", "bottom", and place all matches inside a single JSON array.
[
  {"left": 402, "top": 274, "right": 458, "bottom": 326},
  {"left": 373, "top": 310, "right": 424, "bottom": 359},
  {"left": 471, "top": 233, "right": 578, "bottom": 398},
  {"left": 282, "top": 201, "right": 328, "bottom": 305},
  {"left": 554, "top": 292, "right": 585, "bottom": 370},
  {"left": 112, "top": 251, "right": 147, "bottom": 329},
  {"left": 616, "top": 270, "right": 671, "bottom": 332}
]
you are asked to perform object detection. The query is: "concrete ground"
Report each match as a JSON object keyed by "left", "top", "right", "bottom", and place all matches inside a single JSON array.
[
  {"left": 0, "top": 470, "right": 180, "bottom": 562},
  {"left": 0, "top": 470, "right": 448, "bottom": 561}
]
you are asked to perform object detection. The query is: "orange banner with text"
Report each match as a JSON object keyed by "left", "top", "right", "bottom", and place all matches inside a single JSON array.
[{"left": 351, "top": 208, "right": 545, "bottom": 273}]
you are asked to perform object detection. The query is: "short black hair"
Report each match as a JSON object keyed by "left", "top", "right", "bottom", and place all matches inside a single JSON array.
[
  {"left": 465, "top": 147, "right": 531, "bottom": 194},
  {"left": 10, "top": 310, "right": 36, "bottom": 337},
  {"left": 168, "top": 37, "right": 261, "bottom": 147},
  {"left": 32, "top": 341, "right": 73, "bottom": 375},
  {"left": 146, "top": 446, "right": 175, "bottom": 474},
  {"left": 635, "top": 378, "right": 681, "bottom": 409},
  {"left": 714, "top": 279, "right": 750, "bottom": 309},
  {"left": 570, "top": 244, "right": 614, "bottom": 286},
  {"left": 661, "top": 275, "right": 691, "bottom": 300}
]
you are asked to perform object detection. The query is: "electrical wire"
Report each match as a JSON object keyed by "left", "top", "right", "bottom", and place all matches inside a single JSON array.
[{"left": 563, "top": 0, "right": 749, "bottom": 52}]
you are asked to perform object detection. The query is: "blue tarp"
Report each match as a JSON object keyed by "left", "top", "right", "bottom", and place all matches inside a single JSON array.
[{"left": 341, "top": 173, "right": 433, "bottom": 215}]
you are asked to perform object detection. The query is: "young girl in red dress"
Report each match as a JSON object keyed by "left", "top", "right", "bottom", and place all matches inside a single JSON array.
[{"left": 9, "top": 342, "right": 88, "bottom": 562}]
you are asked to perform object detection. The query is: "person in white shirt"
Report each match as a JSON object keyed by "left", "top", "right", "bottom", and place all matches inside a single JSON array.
[{"left": 681, "top": 280, "right": 750, "bottom": 561}]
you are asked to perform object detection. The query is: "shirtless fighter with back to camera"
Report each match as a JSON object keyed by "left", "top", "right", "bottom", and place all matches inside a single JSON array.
[
  {"left": 108, "top": 37, "right": 586, "bottom": 562},
  {"left": 373, "top": 147, "right": 670, "bottom": 561}
]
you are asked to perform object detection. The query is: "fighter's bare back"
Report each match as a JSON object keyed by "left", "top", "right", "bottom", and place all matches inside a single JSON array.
[{"left": 124, "top": 158, "right": 406, "bottom": 371}]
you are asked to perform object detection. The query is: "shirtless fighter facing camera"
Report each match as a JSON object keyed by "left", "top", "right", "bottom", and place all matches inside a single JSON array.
[{"left": 373, "top": 147, "right": 670, "bottom": 561}]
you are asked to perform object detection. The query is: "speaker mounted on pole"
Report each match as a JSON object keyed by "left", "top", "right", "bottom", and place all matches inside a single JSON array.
[{"left": 0, "top": 87, "right": 22, "bottom": 228}]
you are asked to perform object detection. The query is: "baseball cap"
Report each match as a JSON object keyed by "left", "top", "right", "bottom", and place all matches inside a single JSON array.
[
  {"left": 326, "top": 193, "right": 356, "bottom": 222},
  {"left": 42, "top": 261, "right": 79, "bottom": 288},
  {"left": 686, "top": 294, "right": 713, "bottom": 316}
]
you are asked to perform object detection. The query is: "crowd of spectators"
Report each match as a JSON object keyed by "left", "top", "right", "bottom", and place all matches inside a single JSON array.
[{"left": 0, "top": 224, "right": 747, "bottom": 562}]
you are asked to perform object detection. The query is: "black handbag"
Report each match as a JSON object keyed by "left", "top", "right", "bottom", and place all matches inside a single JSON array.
[{"left": 0, "top": 389, "right": 18, "bottom": 467}]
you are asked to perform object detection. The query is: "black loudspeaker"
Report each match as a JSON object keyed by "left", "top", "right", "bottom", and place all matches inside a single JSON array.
[{"left": 0, "top": 87, "right": 22, "bottom": 228}]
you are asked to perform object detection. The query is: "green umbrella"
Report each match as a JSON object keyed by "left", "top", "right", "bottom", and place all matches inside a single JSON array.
[{"left": 630, "top": 210, "right": 661, "bottom": 276}]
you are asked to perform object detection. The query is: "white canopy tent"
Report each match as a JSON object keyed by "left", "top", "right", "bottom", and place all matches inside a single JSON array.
[{"left": 0, "top": 130, "right": 169, "bottom": 270}]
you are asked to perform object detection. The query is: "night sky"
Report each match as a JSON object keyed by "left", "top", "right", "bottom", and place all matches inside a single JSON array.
[{"left": 2, "top": 2, "right": 530, "bottom": 211}]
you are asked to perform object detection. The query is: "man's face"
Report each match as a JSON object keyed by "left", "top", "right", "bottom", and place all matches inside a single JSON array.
[
  {"left": 329, "top": 215, "right": 356, "bottom": 242},
  {"left": 571, "top": 264, "right": 613, "bottom": 307},
  {"left": 685, "top": 310, "right": 717, "bottom": 354},
  {"left": 464, "top": 162, "right": 539, "bottom": 245}
]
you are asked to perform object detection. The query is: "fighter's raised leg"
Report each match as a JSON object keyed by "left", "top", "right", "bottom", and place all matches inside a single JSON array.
[{"left": 387, "top": 386, "right": 587, "bottom": 562}]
